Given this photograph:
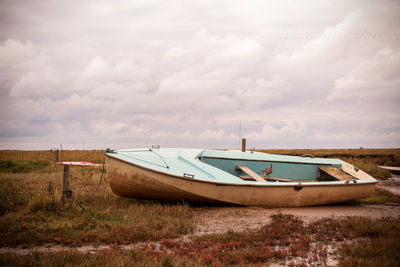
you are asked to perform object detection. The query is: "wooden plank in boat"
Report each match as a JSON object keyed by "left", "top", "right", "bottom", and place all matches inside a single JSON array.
[
  {"left": 239, "top": 175, "right": 291, "bottom": 182},
  {"left": 319, "top": 166, "right": 353, "bottom": 181},
  {"left": 237, "top": 165, "right": 266, "bottom": 182},
  {"left": 265, "top": 177, "right": 291, "bottom": 182},
  {"left": 239, "top": 175, "right": 256, "bottom": 181}
]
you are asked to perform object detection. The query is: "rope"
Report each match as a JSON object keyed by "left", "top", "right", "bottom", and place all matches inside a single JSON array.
[
  {"left": 79, "top": 156, "right": 106, "bottom": 203},
  {"left": 148, "top": 148, "right": 170, "bottom": 169},
  {"left": 71, "top": 156, "right": 106, "bottom": 212},
  {"left": 116, "top": 148, "right": 169, "bottom": 169}
]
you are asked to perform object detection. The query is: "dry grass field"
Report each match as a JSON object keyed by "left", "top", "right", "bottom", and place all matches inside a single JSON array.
[{"left": 0, "top": 149, "right": 399, "bottom": 266}]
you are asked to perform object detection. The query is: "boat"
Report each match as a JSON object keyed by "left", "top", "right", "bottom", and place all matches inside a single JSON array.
[
  {"left": 379, "top": 165, "right": 400, "bottom": 175},
  {"left": 105, "top": 147, "right": 377, "bottom": 206}
]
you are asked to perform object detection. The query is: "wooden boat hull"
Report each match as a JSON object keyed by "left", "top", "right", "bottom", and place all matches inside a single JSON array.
[{"left": 106, "top": 155, "right": 376, "bottom": 207}]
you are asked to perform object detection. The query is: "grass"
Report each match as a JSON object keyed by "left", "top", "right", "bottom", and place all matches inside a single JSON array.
[
  {"left": 0, "top": 160, "right": 50, "bottom": 173},
  {"left": 0, "top": 150, "right": 104, "bottom": 163},
  {"left": 257, "top": 148, "right": 400, "bottom": 162},
  {"left": 0, "top": 249, "right": 203, "bottom": 267},
  {"left": 0, "top": 164, "right": 194, "bottom": 247},
  {"left": 359, "top": 187, "right": 400, "bottom": 204},
  {"left": 1, "top": 214, "right": 399, "bottom": 266},
  {"left": 338, "top": 217, "right": 400, "bottom": 267}
]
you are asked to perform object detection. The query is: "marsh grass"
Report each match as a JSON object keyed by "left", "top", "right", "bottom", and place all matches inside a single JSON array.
[
  {"left": 339, "top": 218, "right": 400, "bottom": 267},
  {"left": 257, "top": 148, "right": 400, "bottom": 161},
  {"left": 146, "top": 214, "right": 394, "bottom": 266},
  {"left": 359, "top": 187, "right": 400, "bottom": 204},
  {"left": 0, "top": 249, "right": 204, "bottom": 267},
  {"left": 0, "top": 150, "right": 104, "bottom": 163},
  {"left": 153, "top": 215, "right": 400, "bottom": 266},
  {"left": 3, "top": 215, "right": 398, "bottom": 266},
  {"left": 0, "top": 163, "right": 194, "bottom": 247},
  {"left": 0, "top": 160, "right": 50, "bottom": 173}
]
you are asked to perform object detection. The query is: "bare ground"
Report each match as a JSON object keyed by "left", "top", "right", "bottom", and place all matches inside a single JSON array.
[{"left": 195, "top": 203, "right": 400, "bottom": 235}]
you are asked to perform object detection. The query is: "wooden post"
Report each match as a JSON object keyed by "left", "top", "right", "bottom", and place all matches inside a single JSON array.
[
  {"left": 48, "top": 181, "right": 54, "bottom": 198},
  {"left": 61, "top": 165, "right": 72, "bottom": 202},
  {"left": 53, "top": 149, "right": 59, "bottom": 165},
  {"left": 241, "top": 138, "right": 246, "bottom": 152}
]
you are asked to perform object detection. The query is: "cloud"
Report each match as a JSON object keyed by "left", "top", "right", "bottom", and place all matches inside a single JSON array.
[
  {"left": 0, "top": 0, "right": 399, "bottom": 149},
  {"left": 0, "top": 39, "right": 35, "bottom": 69},
  {"left": 81, "top": 56, "right": 111, "bottom": 80},
  {"left": 329, "top": 47, "right": 400, "bottom": 102}
]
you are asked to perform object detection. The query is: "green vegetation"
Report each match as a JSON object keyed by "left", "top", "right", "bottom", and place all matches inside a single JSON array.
[
  {"left": 0, "top": 160, "right": 50, "bottom": 173},
  {"left": 359, "top": 187, "right": 400, "bottom": 204}
]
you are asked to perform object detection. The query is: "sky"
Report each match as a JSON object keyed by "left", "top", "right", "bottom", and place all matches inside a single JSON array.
[{"left": 0, "top": 0, "right": 399, "bottom": 150}]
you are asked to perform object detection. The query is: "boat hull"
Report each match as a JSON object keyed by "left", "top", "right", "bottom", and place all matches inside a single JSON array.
[{"left": 106, "top": 155, "right": 376, "bottom": 207}]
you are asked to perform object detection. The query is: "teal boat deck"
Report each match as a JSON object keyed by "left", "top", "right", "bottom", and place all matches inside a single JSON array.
[
  {"left": 108, "top": 148, "right": 245, "bottom": 183},
  {"left": 107, "top": 148, "right": 348, "bottom": 184}
]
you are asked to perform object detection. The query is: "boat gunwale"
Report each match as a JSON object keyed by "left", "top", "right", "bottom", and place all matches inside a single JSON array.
[{"left": 105, "top": 152, "right": 377, "bottom": 188}]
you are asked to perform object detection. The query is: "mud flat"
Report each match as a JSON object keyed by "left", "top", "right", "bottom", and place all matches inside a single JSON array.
[
  {"left": 195, "top": 203, "right": 400, "bottom": 234},
  {"left": 377, "top": 174, "right": 400, "bottom": 195}
]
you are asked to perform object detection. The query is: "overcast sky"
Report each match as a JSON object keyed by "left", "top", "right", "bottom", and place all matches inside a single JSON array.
[{"left": 0, "top": 0, "right": 399, "bottom": 150}]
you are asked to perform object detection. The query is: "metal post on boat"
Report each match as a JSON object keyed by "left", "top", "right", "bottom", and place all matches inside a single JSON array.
[{"left": 241, "top": 138, "right": 246, "bottom": 152}]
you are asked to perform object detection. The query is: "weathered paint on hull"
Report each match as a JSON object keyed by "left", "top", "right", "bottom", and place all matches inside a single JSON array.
[{"left": 106, "top": 156, "right": 376, "bottom": 207}]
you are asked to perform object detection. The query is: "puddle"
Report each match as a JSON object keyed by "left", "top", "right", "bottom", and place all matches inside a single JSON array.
[{"left": 0, "top": 242, "right": 151, "bottom": 256}]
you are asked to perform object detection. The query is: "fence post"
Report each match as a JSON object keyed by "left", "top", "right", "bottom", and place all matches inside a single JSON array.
[{"left": 61, "top": 165, "right": 72, "bottom": 203}]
